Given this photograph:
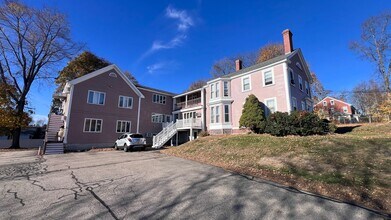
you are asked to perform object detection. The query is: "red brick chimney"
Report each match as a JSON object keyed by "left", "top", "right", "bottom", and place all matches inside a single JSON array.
[
  {"left": 282, "top": 29, "right": 293, "bottom": 54},
  {"left": 235, "top": 59, "right": 242, "bottom": 71}
]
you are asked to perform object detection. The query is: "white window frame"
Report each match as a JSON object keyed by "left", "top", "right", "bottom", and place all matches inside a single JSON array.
[
  {"left": 323, "top": 101, "right": 327, "bottom": 106},
  {"left": 264, "top": 97, "right": 277, "bottom": 116},
  {"left": 241, "top": 75, "right": 251, "bottom": 92},
  {"left": 301, "top": 101, "right": 306, "bottom": 110},
  {"left": 87, "top": 90, "right": 106, "bottom": 105},
  {"left": 210, "top": 84, "right": 215, "bottom": 99},
  {"left": 152, "top": 94, "right": 166, "bottom": 105},
  {"left": 343, "top": 106, "right": 348, "bottom": 113},
  {"left": 215, "top": 82, "right": 220, "bottom": 98},
  {"left": 330, "top": 100, "right": 335, "bottom": 106},
  {"left": 262, "top": 69, "right": 275, "bottom": 87},
  {"left": 298, "top": 75, "right": 303, "bottom": 91},
  {"left": 83, "top": 118, "right": 103, "bottom": 133},
  {"left": 224, "top": 104, "right": 230, "bottom": 123},
  {"left": 223, "top": 81, "right": 229, "bottom": 97},
  {"left": 215, "top": 105, "right": 220, "bottom": 123},
  {"left": 116, "top": 120, "right": 131, "bottom": 133},
  {"left": 118, "top": 96, "right": 133, "bottom": 109},
  {"left": 210, "top": 106, "right": 215, "bottom": 123},
  {"left": 292, "top": 97, "right": 297, "bottom": 111}
]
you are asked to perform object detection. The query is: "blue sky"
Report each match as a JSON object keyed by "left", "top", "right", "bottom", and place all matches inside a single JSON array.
[{"left": 25, "top": 0, "right": 390, "bottom": 122}]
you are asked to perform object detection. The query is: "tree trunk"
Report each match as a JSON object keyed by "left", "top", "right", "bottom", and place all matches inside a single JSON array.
[
  {"left": 10, "top": 127, "right": 21, "bottom": 149},
  {"left": 9, "top": 99, "right": 26, "bottom": 149}
]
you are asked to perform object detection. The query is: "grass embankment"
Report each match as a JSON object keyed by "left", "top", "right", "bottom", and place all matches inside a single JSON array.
[{"left": 163, "top": 123, "right": 391, "bottom": 213}]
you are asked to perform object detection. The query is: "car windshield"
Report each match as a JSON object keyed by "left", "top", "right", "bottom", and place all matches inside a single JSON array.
[{"left": 129, "top": 134, "right": 143, "bottom": 138}]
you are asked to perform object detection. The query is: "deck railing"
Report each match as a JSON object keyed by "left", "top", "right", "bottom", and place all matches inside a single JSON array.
[{"left": 174, "top": 97, "right": 202, "bottom": 110}]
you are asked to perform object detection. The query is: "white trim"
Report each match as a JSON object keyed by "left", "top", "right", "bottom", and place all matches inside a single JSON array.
[
  {"left": 301, "top": 100, "right": 306, "bottom": 111},
  {"left": 118, "top": 95, "right": 133, "bottom": 109},
  {"left": 208, "top": 97, "right": 233, "bottom": 105},
  {"left": 138, "top": 86, "right": 175, "bottom": 97},
  {"left": 209, "top": 124, "right": 232, "bottom": 130},
  {"left": 152, "top": 93, "right": 167, "bottom": 105},
  {"left": 83, "top": 118, "right": 103, "bottom": 133},
  {"left": 63, "top": 85, "right": 74, "bottom": 144},
  {"left": 262, "top": 68, "right": 275, "bottom": 87},
  {"left": 283, "top": 63, "right": 291, "bottom": 112},
  {"left": 223, "top": 104, "right": 230, "bottom": 123},
  {"left": 172, "top": 105, "right": 202, "bottom": 114},
  {"left": 137, "top": 97, "right": 141, "bottom": 133},
  {"left": 173, "top": 88, "right": 202, "bottom": 98},
  {"left": 241, "top": 75, "right": 252, "bottom": 92},
  {"left": 116, "top": 120, "right": 131, "bottom": 133},
  {"left": 264, "top": 97, "right": 277, "bottom": 116},
  {"left": 87, "top": 90, "right": 106, "bottom": 105},
  {"left": 288, "top": 68, "right": 296, "bottom": 86},
  {"left": 287, "top": 49, "right": 312, "bottom": 82},
  {"left": 207, "top": 59, "right": 287, "bottom": 82},
  {"left": 223, "top": 81, "right": 230, "bottom": 97},
  {"left": 68, "top": 64, "right": 145, "bottom": 98}
]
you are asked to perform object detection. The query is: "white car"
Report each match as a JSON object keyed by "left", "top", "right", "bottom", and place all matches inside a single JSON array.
[{"left": 114, "top": 133, "right": 146, "bottom": 152}]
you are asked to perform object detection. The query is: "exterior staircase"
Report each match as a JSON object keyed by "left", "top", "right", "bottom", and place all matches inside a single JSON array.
[
  {"left": 152, "top": 122, "right": 177, "bottom": 149},
  {"left": 43, "top": 114, "right": 64, "bottom": 154}
]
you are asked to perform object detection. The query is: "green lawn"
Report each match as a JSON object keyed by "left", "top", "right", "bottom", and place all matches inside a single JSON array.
[{"left": 163, "top": 123, "right": 391, "bottom": 213}]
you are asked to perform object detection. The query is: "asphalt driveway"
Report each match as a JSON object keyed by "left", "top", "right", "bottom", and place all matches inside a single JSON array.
[{"left": 0, "top": 150, "right": 385, "bottom": 219}]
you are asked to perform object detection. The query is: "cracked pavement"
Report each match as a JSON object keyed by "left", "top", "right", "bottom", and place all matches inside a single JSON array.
[{"left": 0, "top": 150, "right": 386, "bottom": 219}]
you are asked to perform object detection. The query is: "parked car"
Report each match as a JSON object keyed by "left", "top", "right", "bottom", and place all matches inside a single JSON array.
[{"left": 114, "top": 133, "right": 146, "bottom": 152}]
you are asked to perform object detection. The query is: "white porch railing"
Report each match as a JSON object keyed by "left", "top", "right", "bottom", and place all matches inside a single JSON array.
[
  {"left": 153, "top": 122, "right": 177, "bottom": 149},
  {"left": 176, "top": 118, "right": 202, "bottom": 129}
]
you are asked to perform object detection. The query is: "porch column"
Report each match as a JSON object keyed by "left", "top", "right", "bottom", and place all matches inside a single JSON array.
[
  {"left": 176, "top": 133, "right": 179, "bottom": 146},
  {"left": 185, "top": 95, "right": 188, "bottom": 108}
]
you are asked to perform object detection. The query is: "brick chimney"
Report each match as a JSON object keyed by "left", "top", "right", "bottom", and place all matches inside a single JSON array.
[
  {"left": 282, "top": 29, "right": 293, "bottom": 54},
  {"left": 235, "top": 59, "right": 242, "bottom": 71}
]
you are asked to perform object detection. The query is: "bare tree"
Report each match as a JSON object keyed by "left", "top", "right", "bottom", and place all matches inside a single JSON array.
[
  {"left": 350, "top": 11, "right": 391, "bottom": 92},
  {"left": 310, "top": 71, "right": 329, "bottom": 103},
  {"left": 0, "top": 1, "right": 80, "bottom": 148},
  {"left": 210, "top": 51, "right": 258, "bottom": 78},
  {"left": 351, "top": 80, "right": 384, "bottom": 115},
  {"left": 186, "top": 79, "right": 207, "bottom": 92}
]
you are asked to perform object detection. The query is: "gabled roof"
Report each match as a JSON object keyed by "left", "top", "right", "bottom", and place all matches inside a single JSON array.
[
  {"left": 67, "top": 64, "right": 145, "bottom": 98},
  {"left": 315, "top": 96, "right": 352, "bottom": 106},
  {"left": 288, "top": 49, "right": 312, "bottom": 82},
  {"left": 219, "top": 52, "right": 291, "bottom": 79},
  {"left": 136, "top": 84, "right": 176, "bottom": 96}
]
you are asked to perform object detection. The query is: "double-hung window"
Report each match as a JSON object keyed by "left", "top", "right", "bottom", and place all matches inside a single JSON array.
[
  {"left": 265, "top": 98, "right": 276, "bottom": 116},
  {"left": 224, "top": 105, "right": 230, "bottom": 123},
  {"left": 215, "top": 106, "right": 220, "bottom": 123},
  {"left": 84, "top": 118, "right": 102, "bottom": 132},
  {"left": 210, "top": 84, "right": 215, "bottom": 99},
  {"left": 301, "top": 101, "right": 306, "bottom": 110},
  {"left": 323, "top": 101, "right": 327, "bottom": 106},
  {"left": 242, "top": 76, "right": 251, "bottom": 92},
  {"left": 118, "top": 96, "right": 133, "bottom": 108},
  {"left": 330, "top": 100, "right": 335, "bottom": 106},
  {"left": 263, "top": 70, "right": 274, "bottom": 86},
  {"left": 153, "top": 94, "right": 166, "bottom": 104},
  {"left": 305, "top": 81, "right": 310, "bottom": 95},
  {"left": 210, "top": 106, "right": 215, "bottom": 123},
  {"left": 290, "top": 70, "right": 295, "bottom": 85},
  {"left": 116, "top": 120, "right": 131, "bottom": 133},
  {"left": 298, "top": 75, "right": 303, "bottom": 91},
  {"left": 223, "top": 81, "right": 229, "bottom": 97},
  {"left": 292, "top": 97, "right": 297, "bottom": 111},
  {"left": 87, "top": 90, "right": 105, "bottom": 105},
  {"left": 215, "top": 82, "right": 220, "bottom": 98}
]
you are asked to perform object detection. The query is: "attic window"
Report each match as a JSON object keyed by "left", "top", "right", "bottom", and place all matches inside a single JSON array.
[
  {"left": 109, "top": 72, "right": 117, "bottom": 78},
  {"left": 296, "top": 62, "right": 303, "bottom": 70}
]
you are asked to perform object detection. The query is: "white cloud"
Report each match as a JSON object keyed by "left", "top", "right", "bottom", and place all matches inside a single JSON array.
[
  {"left": 139, "top": 6, "right": 195, "bottom": 61},
  {"left": 146, "top": 61, "right": 178, "bottom": 74},
  {"left": 166, "top": 6, "right": 194, "bottom": 32}
]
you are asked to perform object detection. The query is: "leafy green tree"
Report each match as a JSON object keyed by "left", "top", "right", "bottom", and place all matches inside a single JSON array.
[
  {"left": 55, "top": 51, "right": 111, "bottom": 92},
  {"left": 239, "top": 94, "right": 265, "bottom": 133}
]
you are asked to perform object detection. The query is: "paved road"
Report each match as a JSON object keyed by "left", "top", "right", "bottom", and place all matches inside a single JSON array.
[{"left": 0, "top": 150, "right": 385, "bottom": 219}]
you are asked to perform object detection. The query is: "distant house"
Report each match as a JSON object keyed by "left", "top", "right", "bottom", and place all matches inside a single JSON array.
[
  {"left": 314, "top": 96, "right": 358, "bottom": 122},
  {"left": 45, "top": 29, "right": 314, "bottom": 153}
]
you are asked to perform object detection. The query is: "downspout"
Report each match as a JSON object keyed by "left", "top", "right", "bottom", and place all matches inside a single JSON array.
[{"left": 137, "top": 96, "right": 141, "bottom": 133}]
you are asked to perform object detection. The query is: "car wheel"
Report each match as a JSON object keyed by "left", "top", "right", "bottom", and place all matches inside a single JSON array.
[
  {"left": 114, "top": 143, "right": 118, "bottom": 150},
  {"left": 124, "top": 145, "right": 128, "bottom": 152}
]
